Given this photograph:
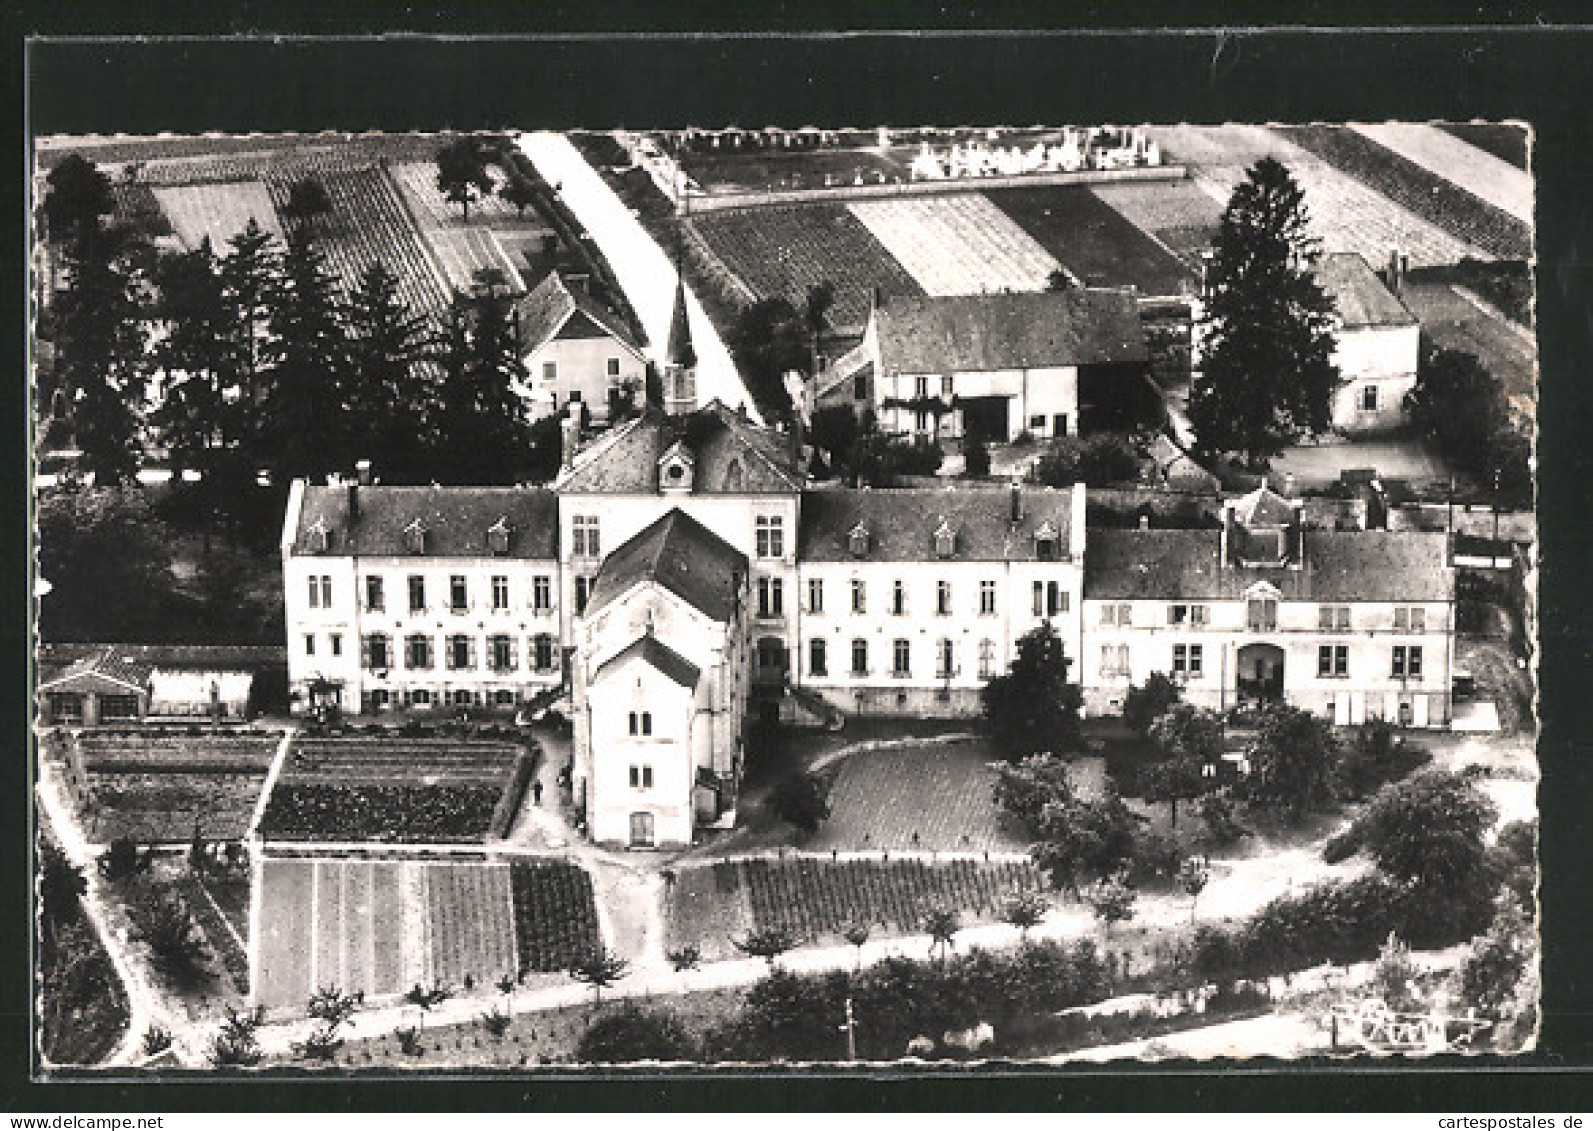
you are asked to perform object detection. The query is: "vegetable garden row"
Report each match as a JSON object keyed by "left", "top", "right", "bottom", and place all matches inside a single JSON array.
[
  {"left": 258, "top": 783, "right": 507, "bottom": 843},
  {"left": 509, "top": 860, "right": 601, "bottom": 974},
  {"left": 77, "top": 731, "right": 281, "bottom": 772},
  {"left": 82, "top": 770, "right": 267, "bottom": 844}
]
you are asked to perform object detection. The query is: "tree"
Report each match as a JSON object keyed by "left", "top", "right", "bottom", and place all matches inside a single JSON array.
[
  {"left": 993, "top": 753, "right": 1076, "bottom": 827},
  {"left": 734, "top": 926, "right": 798, "bottom": 968},
  {"left": 343, "top": 263, "right": 433, "bottom": 481},
  {"left": 1031, "top": 434, "right": 1141, "bottom": 487},
  {"left": 134, "top": 892, "right": 213, "bottom": 989},
  {"left": 666, "top": 944, "right": 702, "bottom": 972},
  {"left": 152, "top": 240, "right": 239, "bottom": 485},
  {"left": 38, "top": 484, "right": 174, "bottom": 641},
  {"left": 219, "top": 218, "right": 283, "bottom": 410},
  {"left": 498, "top": 175, "right": 539, "bottom": 219},
  {"left": 402, "top": 982, "right": 452, "bottom": 1029},
  {"left": 1405, "top": 348, "right": 1506, "bottom": 479},
  {"left": 434, "top": 136, "right": 494, "bottom": 219},
  {"left": 768, "top": 771, "right": 831, "bottom": 834},
  {"left": 1370, "top": 931, "right": 1423, "bottom": 1013},
  {"left": 1001, "top": 892, "right": 1047, "bottom": 942},
  {"left": 981, "top": 621, "right": 1083, "bottom": 760},
  {"left": 97, "top": 836, "right": 143, "bottom": 883},
  {"left": 207, "top": 1005, "right": 265, "bottom": 1067},
  {"left": 1188, "top": 157, "right": 1340, "bottom": 467},
  {"left": 307, "top": 986, "right": 363, "bottom": 1031},
  {"left": 1346, "top": 770, "right": 1498, "bottom": 894},
  {"left": 258, "top": 228, "right": 351, "bottom": 483},
  {"left": 1085, "top": 875, "right": 1137, "bottom": 937},
  {"left": 843, "top": 923, "right": 871, "bottom": 972},
  {"left": 1143, "top": 704, "right": 1224, "bottom": 828},
  {"left": 1237, "top": 703, "right": 1341, "bottom": 821},
  {"left": 1177, "top": 856, "right": 1211, "bottom": 924},
  {"left": 1454, "top": 894, "right": 1536, "bottom": 1044},
  {"left": 728, "top": 297, "right": 807, "bottom": 421},
  {"left": 801, "top": 281, "right": 835, "bottom": 374},
  {"left": 577, "top": 1003, "right": 697, "bottom": 1063},
  {"left": 281, "top": 177, "right": 333, "bottom": 234},
  {"left": 429, "top": 284, "right": 534, "bottom": 484},
  {"left": 1046, "top": 266, "right": 1079, "bottom": 291},
  {"left": 996, "top": 756, "right": 1141, "bottom": 897},
  {"left": 809, "top": 405, "right": 862, "bottom": 469},
  {"left": 1122, "top": 671, "right": 1182, "bottom": 735},
  {"left": 567, "top": 946, "right": 630, "bottom": 1006},
  {"left": 43, "top": 155, "right": 115, "bottom": 244},
  {"left": 922, "top": 906, "right": 960, "bottom": 964}
]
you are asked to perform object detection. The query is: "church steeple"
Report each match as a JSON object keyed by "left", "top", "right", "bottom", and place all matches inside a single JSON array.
[{"left": 663, "top": 276, "right": 697, "bottom": 415}]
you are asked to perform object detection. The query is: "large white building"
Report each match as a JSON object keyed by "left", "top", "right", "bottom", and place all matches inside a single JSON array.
[{"left": 281, "top": 292, "right": 1455, "bottom": 847}]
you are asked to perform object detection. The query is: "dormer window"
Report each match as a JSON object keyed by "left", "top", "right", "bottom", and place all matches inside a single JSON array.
[
  {"left": 658, "top": 441, "right": 695, "bottom": 493},
  {"left": 306, "top": 518, "right": 331, "bottom": 554},
  {"left": 848, "top": 522, "right": 870, "bottom": 558},
  {"left": 404, "top": 519, "right": 427, "bottom": 555},
  {"left": 933, "top": 519, "right": 956, "bottom": 559},
  {"left": 1034, "top": 519, "right": 1059, "bottom": 561},
  {"left": 488, "top": 516, "right": 512, "bottom": 556}
]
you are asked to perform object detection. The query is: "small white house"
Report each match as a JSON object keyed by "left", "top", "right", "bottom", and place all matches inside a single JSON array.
[
  {"left": 1318, "top": 252, "right": 1421, "bottom": 435},
  {"left": 516, "top": 272, "right": 648, "bottom": 425}
]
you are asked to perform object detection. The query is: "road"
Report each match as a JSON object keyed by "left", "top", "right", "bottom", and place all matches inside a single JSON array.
[{"left": 514, "top": 132, "right": 761, "bottom": 424}]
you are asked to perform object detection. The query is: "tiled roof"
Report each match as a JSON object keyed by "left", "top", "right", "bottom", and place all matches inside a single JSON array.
[
  {"left": 290, "top": 485, "right": 560, "bottom": 559},
  {"left": 558, "top": 402, "right": 801, "bottom": 495},
  {"left": 1232, "top": 483, "right": 1296, "bottom": 526},
  {"left": 1318, "top": 252, "right": 1417, "bottom": 329},
  {"left": 1084, "top": 528, "right": 1453, "bottom": 603},
  {"left": 38, "top": 647, "right": 154, "bottom": 694},
  {"left": 38, "top": 643, "right": 285, "bottom": 682},
  {"left": 799, "top": 484, "right": 1077, "bottom": 562},
  {"left": 516, "top": 271, "right": 644, "bottom": 360},
  {"left": 874, "top": 289, "right": 1147, "bottom": 375},
  {"left": 593, "top": 634, "right": 702, "bottom": 690},
  {"left": 586, "top": 508, "right": 748, "bottom": 623}
]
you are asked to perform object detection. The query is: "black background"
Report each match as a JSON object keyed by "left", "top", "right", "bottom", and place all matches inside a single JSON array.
[{"left": 7, "top": 2, "right": 1592, "bottom": 1112}]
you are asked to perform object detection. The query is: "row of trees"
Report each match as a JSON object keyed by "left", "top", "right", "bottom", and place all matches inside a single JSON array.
[{"left": 41, "top": 155, "right": 566, "bottom": 506}]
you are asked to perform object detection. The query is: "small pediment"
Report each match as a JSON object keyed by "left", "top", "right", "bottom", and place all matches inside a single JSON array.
[
  {"left": 658, "top": 441, "right": 696, "bottom": 493},
  {"left": 404, "top": 518, "right": 428, "bottom": 555},
  {"left": 306, "top": 517, "right": 332, "bottom": 553},
  {"left": 488, "top": 515, "right": 513, "bottom": 555},
  {"left": 932, "top": 518, "right": 957, "bottom": 559},
  {"left": 848, "top": 521, "right": 871, "bottom": 558}
]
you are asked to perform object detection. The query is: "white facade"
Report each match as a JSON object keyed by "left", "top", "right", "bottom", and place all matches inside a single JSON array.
[
  {"left": 1329, "top": 321, "right": 1422, "bottom": 435},
  {"left": 525, "top": 332, "right": 647, "bottom": 425}
]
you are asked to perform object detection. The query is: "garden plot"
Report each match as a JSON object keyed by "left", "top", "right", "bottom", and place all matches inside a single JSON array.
[
  {"left": 1348, "top": 123, "right": 1532, "bottom": 224},
  {"left": 389, "top": 160, "right": 537, "bottom": 228},
  {"left": 1088, "top": 179, "right": 1225, "bottom": 263},
  {"left": 988, "top": 185, "right": 1195, "bottom": 295},
  {"left": 847, "top": 194, "right": 1061, "bottom": 296},
  {"left": 1437, "top": 123, "right": 1529, "bottom": 170},
  {"left": 152, "top": 181, "right": 284, "bottom": 250},
  {"left": 252, "top": 857, "right": 519, "bottom": 1011},
  {"left": 426, "top": 227, "right": 528, "bottom": 294},
  {"left": 1399, "top": 281, "right": 1537, "bottom": 406},
  {"left": 1148, "top": 124, "right": 1482, "bottom": 268}
]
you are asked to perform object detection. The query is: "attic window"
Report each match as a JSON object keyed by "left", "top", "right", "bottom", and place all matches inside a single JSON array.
[
  {"left": 848, "top": 522, "right": 870, "bottom": 558},
  {"left": 488, "top": 517, "right": 512, "bottom": 556},
  {"left": 1034, "top": 520, "right": 1059, "bottom": 561},
  {"left": 933, "top": 519, "right": 956, "bottom": 559},
  {"left": 306, "top": 518, "right": 331, "bottom": 553},
  {"left": 404, "top": 519, "right": 428, "bottom": 555}
]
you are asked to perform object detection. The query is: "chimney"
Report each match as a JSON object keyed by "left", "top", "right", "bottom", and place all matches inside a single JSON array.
[
  {"left": 1071, "top": 481, "right": 1087, "bottom": 559},
  {"left": 1220, "top": 502, "right": 1236, "bottom": 566},
  {"left": 347, "top": 479, "right": 359, "bottom": 525},
  {"left": 1138, "top": 514, "right": 1150, "bottom": 530},
  {"left": 1009, "top": 478, "right": 1022, "bottom": 524},
  {"left": 1388, "top": 247, "right": 1400, "bottom": 291},
  {"left": 1283, "top": 472, "right": 1296, "bottom": 498},
  {"left": 560, "top": 408, "right": 580, "bottom": 470},
  {"left": 356, "top": 459, "right": 373, "bottom": 486},
  {"left": 1288, "top": 500, "right": 1305, "bottom": 567}
]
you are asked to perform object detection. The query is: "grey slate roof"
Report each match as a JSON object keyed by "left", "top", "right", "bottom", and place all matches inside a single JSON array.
[
  {"left": 1317, "top": 252, "right": 1417, "bottom": 329},
  {"left": 558, "top": 402, "right": 801, "bottom": 495},
  {"left": 1232, "top": 483, "right": 1296, "bottom": 526},
  {"left": 799, "top": 484, "right": 1077, "bottom": 562},
  {"left": 291, "top": 485, "right": 560, "bottom": 559},
  {"left": 516, "top": 271, "right": 645, "bottom": 359},
  {"left": 593, "top": 634, "right": 703, "bottom": 689},
  {"left": 1084, "top": 528, "right": 1453, "bottom": 603},
  {"left": 874, "top": 289, "right": 1147, "bottom": 375},
  {"left": 38, "top": 647, "right": 153, "bottom": 694},
  {"left": 586, "top": 508, "right": 748, "bottom": 623}
]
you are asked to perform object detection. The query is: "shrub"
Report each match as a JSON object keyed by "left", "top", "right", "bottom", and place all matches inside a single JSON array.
[
  {"left": 768, "top": 771, "right": 831, "bottom": 834},
  {"left": 1198, "top": 793, "right": 1249, "bottom": 847},
  {"left": 99, "top": 837, "right": 142, "bottom": 883},
  {"left": 578, "top": 1003, "right": 697, "bottom": 1063},
  {"left": 1122, "top": 672, "right": 1182, "bottom": 735},
  {"left": 963, "top": 436, "right": 991, "bottom": 478},
  {"left": 1347, "top": 770, "right": 1498, "bottom": 894},
  {"left": 1031, "top": 434, "right": 1141, "bottom": 487}
]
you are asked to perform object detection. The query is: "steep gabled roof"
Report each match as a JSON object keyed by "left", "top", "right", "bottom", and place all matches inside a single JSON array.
[
  {"left": 1317, "top": 252, "right": 1417, "bottom": 330},
  {"left": 666, "top": 277, "right": 696, "bottom": 369},
  {"left": 38, "top": 647, "right": 153, "bottom": 695},
  {"left": 593, "top": 634, "right": 702, "bottom": 690},
  {"left": 874, "top": 289, "right": 1147, "bottom": 375},
  {"left": 586, "top": 507, "right": 748, "bottom": 623},
  {"left": 1233, "top": 483, "right": 1296, "bottom": 526},
  {"left": 516, "top": 271, "right": 645, "bottom": 360},
  {"left": 799, "top": 484, "right": 1077, "bottom": 562},
  {"left": 289, "top": 486, "right": 560, "bottom": 559},
  {"left": 557, "top": 401, "right": 801, "bottom": 495}
]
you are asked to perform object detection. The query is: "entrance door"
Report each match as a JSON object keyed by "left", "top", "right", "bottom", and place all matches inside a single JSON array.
[
  {"left": 629, "top": 811, "right": 655, "bottom": 848},
  {"left": 1236, "top": 643, "right": 1285, "bottom": 703},
  {"left": 961, "top": 396, "right": 1010, "bottom": 442},
  {"left": 1052, "top": 413, "right": 1069, "bottom": 437}
]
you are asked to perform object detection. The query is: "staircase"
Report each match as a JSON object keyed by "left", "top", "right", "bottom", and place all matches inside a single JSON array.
[{"left": 782, "top": 683, "right": 845, "bottom": 731}]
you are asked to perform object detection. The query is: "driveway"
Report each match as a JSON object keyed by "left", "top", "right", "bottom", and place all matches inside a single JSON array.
[{"left": 515, "top": 132, "right": 760, "bottom": 423}]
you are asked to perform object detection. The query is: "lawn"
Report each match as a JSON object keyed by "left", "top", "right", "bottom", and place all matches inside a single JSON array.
[{"left": 988, "top": 185, "right": 1195, "bottom": 296}]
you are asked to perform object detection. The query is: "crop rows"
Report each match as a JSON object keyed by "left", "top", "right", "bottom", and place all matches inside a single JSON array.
[
  {"left": 425, "top": 227, "right": 528, "bottom": 295},
  {"left": 152, "top": 181, "right": 284, "bottom": 250},
  {"left": 78, "top": 731, "right": 280, "bottom": 772},
  {"left": 258, "top": 783, "right": 504, "bottom": 843},
  {"left": 263, "top": 165, "right": 452, "bottom": 315},
  {"left": 424, "top": 863, "right": 519, "bottom": 987},
  {"left": 1278, "top": 125, "right": 1531, "bottom": 261},
  {"left": 847, "top": 194, "right": 1061, "bottom": 297},
  {"left": 1087, "top": 180, "right": 1224, "bottom": 263},
  {"left": 1436, "top": 123, "right": 1529, "bottom": 171},
  {"left": 687, "top": 203, "right": 923, "bottom": 332},
  {"left": 83, "top": 770, "right": 266, "bottom": 844},
  {"left": 509, "top": 861, "right": 601, "bottom": 974},
  {"left": 738, "top": 857, "right": 1044, "bottom": 939},
  {"left": 283, "top": 737, "right": 524, "bottom": 785},
  {"left": 388, "top": 160, "right": 538, "bottom": 228},
  {"left": 988, "top": 185, "right": 1195, "bottom": 295},
  {"left": 38, "top": 132, "right": 451, "bottom": 173}
]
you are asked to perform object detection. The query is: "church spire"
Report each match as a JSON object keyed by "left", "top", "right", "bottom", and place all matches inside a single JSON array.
[{"left": 663, "top": 275, "right": 698, "bottom": 414}]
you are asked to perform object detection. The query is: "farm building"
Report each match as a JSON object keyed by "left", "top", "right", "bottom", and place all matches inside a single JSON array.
[
  {"left": 854, "top": 289, "right": 1149, "bottom": 443},
  {"left": 515, "top": 270, "right": 649, "bottom": 424},
  {"left": 1318, "top": 252, "right": 1422, "bottom": 435},
  {"left": 37, "top": 644, "right": 268, "bottom": 726}
]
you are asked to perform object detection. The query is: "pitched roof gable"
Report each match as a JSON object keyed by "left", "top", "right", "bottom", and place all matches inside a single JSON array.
[
  {"left": 289, "top": 486, "right": 560, "bottom": 559},
  {"left": 39, "top": 647, "right": 153, "bottom": 694},
  {"left": 516, "top": 271, "right": 645, "bottom": 361},
  {"left": 558, "top": 402, "right": 801, "bottom": 494},
  {"left": 1318, "top": 252, "right": 1417, "bottom": 329},
  {"left": 593, "top": 634, "right": 702, "bottom": 690},
  {"left": 586, "top": 507, "right": 748, "bottom": 623},
  {"left": 874, "top": 289, "right": 1147, "bottom": 375}
]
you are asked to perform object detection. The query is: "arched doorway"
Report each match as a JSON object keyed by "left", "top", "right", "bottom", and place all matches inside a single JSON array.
[
  {"left": 1237, "top": 643, "right": 1285, "bottom": 703},
  {"left": 755, "top": 635, "right": 788, "bottom": 689}
]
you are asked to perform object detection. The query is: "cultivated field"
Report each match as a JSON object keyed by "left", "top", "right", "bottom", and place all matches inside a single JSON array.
[
  {"left": 679, "top": 144, "right": 910, "bottom": 193},
  {"left": 1437, "top": 123, "right": 1529, "bottom": 170},
  {"left": 847, "top": 194, "right": 1061, "bottom": 296},
  {"left": 509, "top": 860, "right": 602, "bottom": 973},
  {"left": 389, "top": 160, "right": 546, "bottom": 228},
  {"left": 152, "top": 181, "right": 285, "bottom": 249},
  {"left": 425, "top": 227, "right": 528, "bottom": 295},
  {"left": 808, "top": 737, "right": 1033, "bottom": 854},
  {"left": 1348, "top": 123, "right": 1533, "bottom": 224},
  {"left": 1148, "top": 125, "right": 1483, "bottom": 269},
  {"left": 37, "top": 131, "right": 447, "bottom": 173},
  {"left": 1399, "top": 281, "right": 1538, "bottom": 406},
  {"left": 1278, "top": 125, "right": 1531, "bottom": 261},
  {"left": 663, "top": 856, "right": 1045, "bottom": 962},
  {"left": 687, "top": 202, "right": 924, "bottom": 332},
  {"left": 72, "top": 731, "right": 280, "bottom": 845},
  {"left": 253, "top": 857, "right": 522, "bottom": 1010},
  {"left": 989, "top": 185, "right": 1195, "bottom": 295},
  {"left": 1088, "top": 179, "right": 1225, "bottom": 264}
]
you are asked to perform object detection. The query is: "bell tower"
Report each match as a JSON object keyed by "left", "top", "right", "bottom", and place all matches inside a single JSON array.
[{"left": 663, "top": 276, "right": 698, "bottom": 416}]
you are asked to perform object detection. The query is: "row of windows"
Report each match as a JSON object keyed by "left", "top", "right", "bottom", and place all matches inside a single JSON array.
[
  {"left": 803, "top": 578, "right": 1069, "bottom": 618},
  {"left": 1097, "top": 643, "right": 1426, "bottom": 680},
  {"left": 335, "top": 632, "right": 560, "bottom": 673},
  {"left": 350, "top": 574, "right": 558, "bottom": 615},
  {"left": 541, "top": 357, "right": 625, "bottom": 383},
  {"left": 1101, "top": 601, "right": 1431, "bottom": 633},
  {"left": 362, "top": 688, "right": 525, "bottom": 709},
  {"left": 568, "top": 514, "right": 787, "bottom": 561},
  {"left": 807, "top": 637, "right": 993, "bottom": 680}
]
